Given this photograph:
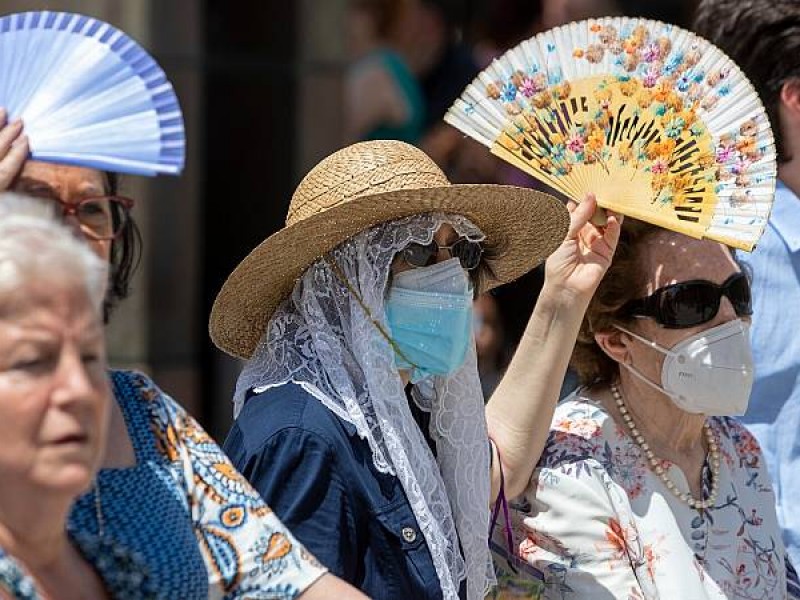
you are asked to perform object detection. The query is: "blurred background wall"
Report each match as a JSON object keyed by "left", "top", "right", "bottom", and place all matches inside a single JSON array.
[{"left": 1, "top": 0, "right": 699, "bottom": 440}]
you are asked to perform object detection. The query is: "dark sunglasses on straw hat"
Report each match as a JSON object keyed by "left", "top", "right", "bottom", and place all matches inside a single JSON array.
[{"left": 401, "top": 238, "right": 484, "bottom": 271}]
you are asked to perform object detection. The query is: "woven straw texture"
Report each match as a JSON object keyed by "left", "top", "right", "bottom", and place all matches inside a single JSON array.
[{"left": 210, "top": 140, "right": 569, "bottom": 359}]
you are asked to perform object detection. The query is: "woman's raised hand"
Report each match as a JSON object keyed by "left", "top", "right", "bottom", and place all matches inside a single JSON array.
[
  {"left": 0, "top": 108, "right": 28, "bottom": 190},
  {"left": 486, "top": 193, "right": 622, "bottom": 500},
  {"left": 544, "top": 194, "right": 622, "bottom": 303}
]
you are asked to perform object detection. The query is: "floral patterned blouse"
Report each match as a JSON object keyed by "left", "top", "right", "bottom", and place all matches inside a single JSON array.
[
  {"left": 0, "top": 370, "right": 327, "bottom": 599},
  {"left": 491, "top": 391, "right": 787, "bottom": 600}
]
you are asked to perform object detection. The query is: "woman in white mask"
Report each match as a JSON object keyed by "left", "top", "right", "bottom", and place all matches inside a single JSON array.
[
  {"left": 493, "top": 220, "right": 788, "bottom": 599},
  {"left": 211, "top": 140, "right": 622, "bottom": 600}
]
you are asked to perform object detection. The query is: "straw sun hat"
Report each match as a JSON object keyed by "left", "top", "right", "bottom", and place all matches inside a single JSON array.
[{"left": 210, "top": 140, "right": 569, "bottom": 359}]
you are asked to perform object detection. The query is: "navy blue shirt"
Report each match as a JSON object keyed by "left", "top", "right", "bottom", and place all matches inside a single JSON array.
[{"left": 223, "top": 383, "right": 449, "bottom": 600}]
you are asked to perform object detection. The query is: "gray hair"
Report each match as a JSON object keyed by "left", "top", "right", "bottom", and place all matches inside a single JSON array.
[{"left": 0, "top": 193, "right": 107, "bottom": 313}]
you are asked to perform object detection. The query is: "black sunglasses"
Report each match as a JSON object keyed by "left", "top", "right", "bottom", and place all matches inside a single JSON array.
[
  {"left": 622, "top": 272, "right": 752, "bottom": 329},
  {"left": 401, "top": 238, "right": 484, "bottom": 271}
]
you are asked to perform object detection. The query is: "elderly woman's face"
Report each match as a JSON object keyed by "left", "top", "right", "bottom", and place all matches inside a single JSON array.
[
  {"left": 0, "top": 282, "right": 110, "bottom": 496},
  {"left": 624, "top": 229, "right": 746, "bottom": 382},
  {"left": 11, "top": 162, "right": 113, "bottom": 271}
]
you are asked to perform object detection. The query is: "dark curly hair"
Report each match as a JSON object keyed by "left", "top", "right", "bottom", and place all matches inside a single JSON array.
[
  {"left": 104, "top": 172, "right": 142, "bottom": 321},
  {"left": 693, "top": 0, "right": 800, "bottom": 163},
  {"left": 350, "top": 0, "right": 408, "bottom": 37}
]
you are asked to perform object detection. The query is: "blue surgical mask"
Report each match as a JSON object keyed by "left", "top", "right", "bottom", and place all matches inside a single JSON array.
[{"left": 385, "top": 257, "right": 474, "bottom": 383}]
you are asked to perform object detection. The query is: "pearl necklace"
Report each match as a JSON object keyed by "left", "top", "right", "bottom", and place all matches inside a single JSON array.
[{"left": 610, "top": 382, "right": 720, "bottom": 510}]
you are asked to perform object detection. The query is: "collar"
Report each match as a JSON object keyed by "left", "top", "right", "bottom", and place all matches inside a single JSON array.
[{"left": 767, "top": 181, "right": 800, "bottom": 253}]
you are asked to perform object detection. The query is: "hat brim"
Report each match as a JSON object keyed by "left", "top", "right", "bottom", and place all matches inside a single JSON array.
[{"left": 209, "top": 184, "right": 569, "bottom": 359}]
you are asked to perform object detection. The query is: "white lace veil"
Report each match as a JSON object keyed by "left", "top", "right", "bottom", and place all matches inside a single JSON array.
[{"left": 234, "top": 212, "right": 495, "bottom": 600}]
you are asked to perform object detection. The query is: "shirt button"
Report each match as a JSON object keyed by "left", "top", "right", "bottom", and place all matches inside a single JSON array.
[{"left": 401, "top": 527, "right": 417, "bottom": 543}]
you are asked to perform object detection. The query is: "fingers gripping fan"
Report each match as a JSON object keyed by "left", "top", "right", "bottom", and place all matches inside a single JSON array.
[
  {"left": 0, "top": 11, "right": 185, "bottom": 176},
  {"left": 446, "top": 17, "right": 777, "bottom": 251}
]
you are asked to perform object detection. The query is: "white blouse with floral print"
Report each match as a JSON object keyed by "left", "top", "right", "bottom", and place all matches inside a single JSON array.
[{"left": 491, "top": 391, "right": 787, "bottom": 600}]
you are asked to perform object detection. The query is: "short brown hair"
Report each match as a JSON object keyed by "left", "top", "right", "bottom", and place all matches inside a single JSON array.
[
  {"left": 693, "top": 0, "right": 800, "bottom": 163},
  {"left": 351, "top": 0, "right": 407, "bottom": 38},
  {"left": 571, "top": 220, "right": 660, "bottom": 385}
]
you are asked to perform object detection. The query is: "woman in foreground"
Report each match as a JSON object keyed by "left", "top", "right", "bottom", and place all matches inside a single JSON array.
[{"left": 0, "top": 195, "right": 109, "bottom": 598}]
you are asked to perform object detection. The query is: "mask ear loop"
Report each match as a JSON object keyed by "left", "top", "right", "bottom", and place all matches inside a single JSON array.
[
  {"left": 613, "top": 323, "right": 676, "bottom": 397},
  {"left": 322, "top": 254, "right": 421, "bottom": 373},
  {"left": 614, "top": 323, "right": 676, "bottom": 357}
]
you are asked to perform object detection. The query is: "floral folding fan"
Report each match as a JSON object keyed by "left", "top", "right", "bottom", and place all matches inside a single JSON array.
[
  {"left": 0, "top": 11, "right": 185, "bottom": 176},
  {"left": 446, "top": 17, "right": 776, "bottom": 251}
]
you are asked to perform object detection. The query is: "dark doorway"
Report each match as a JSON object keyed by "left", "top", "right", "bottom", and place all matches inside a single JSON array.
[{"left": 201, "top": 1, "right": 298, "bottom": 438}]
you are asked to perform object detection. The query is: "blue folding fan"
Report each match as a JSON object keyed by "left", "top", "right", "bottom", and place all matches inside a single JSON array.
[{"left": 0, "top": 11, "right": 185, "bottom": 176}]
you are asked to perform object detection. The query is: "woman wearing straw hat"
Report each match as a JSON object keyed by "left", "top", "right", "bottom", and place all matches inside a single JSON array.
[{"left": 214, "top": 139, "right": 621, "bottom": 600}]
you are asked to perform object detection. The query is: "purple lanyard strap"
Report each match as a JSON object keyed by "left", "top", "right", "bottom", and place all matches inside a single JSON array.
[{"left": 488, "top": 439, "right": 515, "bottom": 557}]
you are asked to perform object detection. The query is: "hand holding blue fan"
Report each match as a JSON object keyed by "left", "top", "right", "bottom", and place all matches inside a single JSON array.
[{"left": 0, "top": 11, "right": 185, "bottom": 177}]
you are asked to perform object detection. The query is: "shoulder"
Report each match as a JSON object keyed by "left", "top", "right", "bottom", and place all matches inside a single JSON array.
[
  {"left": 715, "top": 417, "right": 761, "bottom": 447},
  {"left": 109, "top": 369, "right": 163, "bottom": 402},
  {"left": 109, "top": 369, "right": 181, "bottom": 416},
  {"left": 550, "top": 391, "right": 611, "bottom": 437},
  {"left": 713, "top": 417, "right": 779, "bottom": 496},
  {"left": 109, "top": 368, "right": 185, "bottom": 427},
  {"left": 348, "top": 52, "right": 393, "bottom": 85},
  {"left": 534, "top": 392, "right": 642, "bottom": 501},
  {"left": 714, "top": 417, "right": 765, "bottom": 465},
  {"left": 539, "top": 392, "right": 616, "bottom": 469},
  {"left": 230, "top": 382, "right": 354, "bottom": 457},
  {"left": 374, "top": 49, "right": 412, "bottom": 75}
]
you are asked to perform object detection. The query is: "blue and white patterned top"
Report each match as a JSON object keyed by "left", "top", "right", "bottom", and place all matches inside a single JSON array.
[
  {"left": 0, "top": 370, "right": 326, "bottom": 599},
  {"left": 492, "top": 392, "right": 786, "bottom": 599}
]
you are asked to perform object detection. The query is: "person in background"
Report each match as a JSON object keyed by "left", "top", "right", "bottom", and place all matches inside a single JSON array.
[
  {"left": 468, "top": 0, "right": 547, "bottom": 192},
  {"left": 0, "top": 112, "right": 366, "bottom": 599},
  {"left": 395, "top": 0, "right": 495, "bottom": 184},
  {"left": 404, "top": 0, "right": 476, "bottom": 139},
  {"left": 693, "top": 0, "right": 800, "bottom": 579},
  {"left": 344, "top": 0, "right": 425, "bottom": 144},
  {"left": 0, "top": 195, "right": 110, "bottom": 599},
  {"left": 494, "top": 221, "right": 786, "bottom": 598}
]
